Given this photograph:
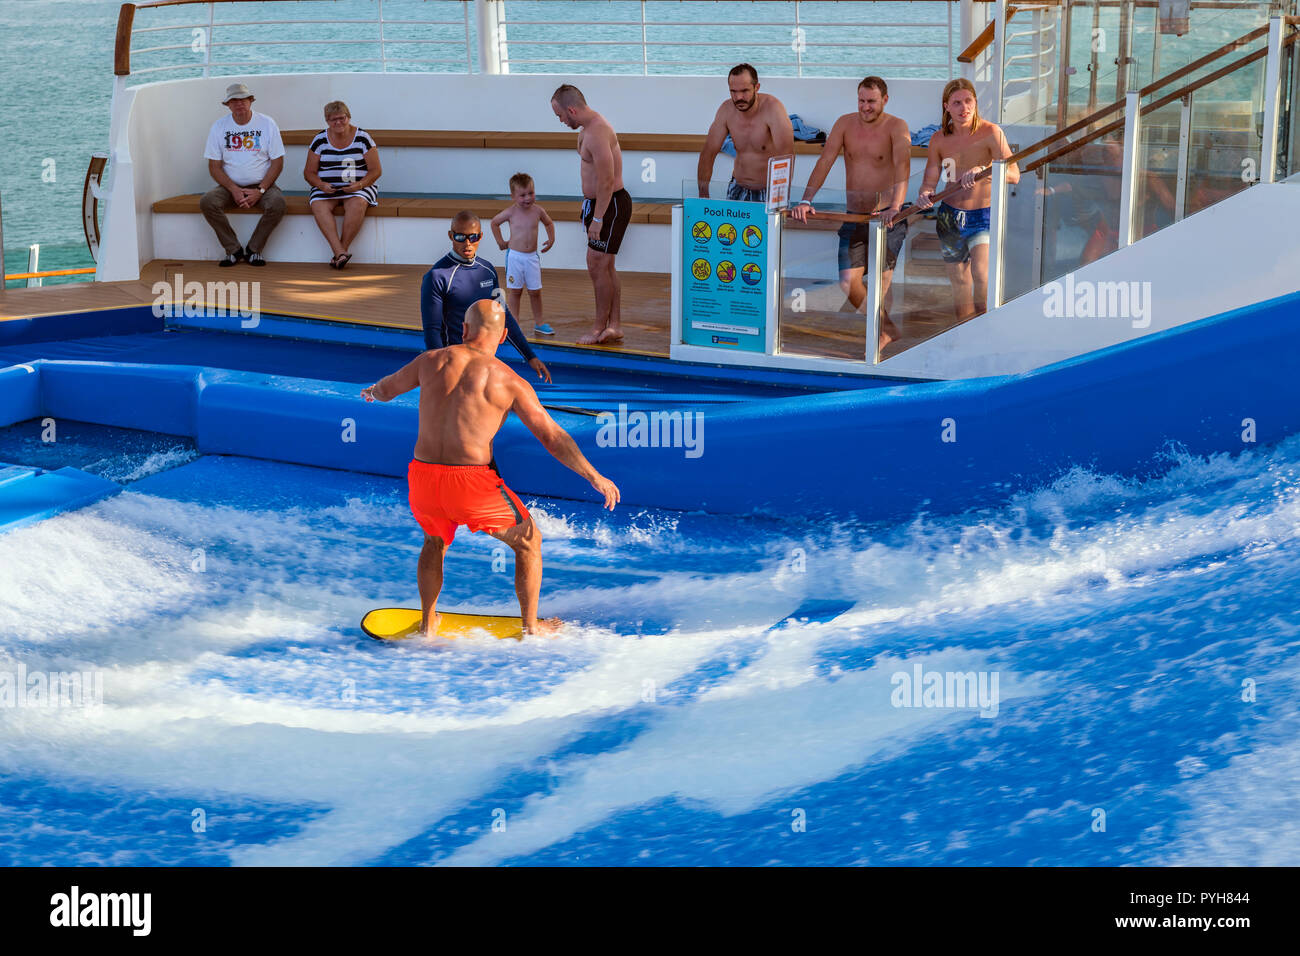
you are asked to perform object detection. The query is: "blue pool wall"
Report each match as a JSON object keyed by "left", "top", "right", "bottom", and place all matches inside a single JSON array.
[{"left": 1, "top": 290, "right": 1298, "bottom": 519}]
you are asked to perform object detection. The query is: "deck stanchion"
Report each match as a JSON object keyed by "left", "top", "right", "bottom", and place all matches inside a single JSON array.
[
  {"left": 475, "top": 0, "right": 506, "bottom": 74},
  {"left": 992, "top": 0, "right": 1007, "bottom": 122},
  {"left": 1175, "top": 93, "right": 1192, "bottom": 221},
  {"left": 988, "top": 161, "right": 1008, "bottom": 310},
  {"left": 26, "top": 244, "right": 41, "bottom": 289},
  {"left": 1260, "top": 17, "right": 1284, "bottom": 185},
  {"left": 865, "top": 218, "right": 885, "bottom": 363},
  {"left": 1117, "top": 90, "right": 1142, "bottom": 249}
]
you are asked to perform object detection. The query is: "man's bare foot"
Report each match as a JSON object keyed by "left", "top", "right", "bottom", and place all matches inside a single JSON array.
[
  {"left": 577, "top": 328, "right": 605, "bottom": 345},
  {"left": 595, "top": 327, "right": 623, "bottom": 344},
  {"left": 419, "top": 611, "right": 442, "bottom": 637},
  {"left": 877, "top": 311, "right": 901, "bottom": 351},
  {"left": 523, "top": 617, "right": 563, "bottom": 637}
]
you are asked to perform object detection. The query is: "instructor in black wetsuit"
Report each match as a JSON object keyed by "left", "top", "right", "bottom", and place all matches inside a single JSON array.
[{"left": 420, "top": 211, "right": 552, "bottom": 383}]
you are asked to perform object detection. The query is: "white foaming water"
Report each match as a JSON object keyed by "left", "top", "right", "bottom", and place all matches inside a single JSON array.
[
  {"left": 86, "top": 445, "right": 200, "bottom": 485},
  {"left": 1, "top": 439, "right": 1298, "bottom": 864}
]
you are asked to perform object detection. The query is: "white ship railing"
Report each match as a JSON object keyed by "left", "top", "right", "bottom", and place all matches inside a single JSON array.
[{"left": 114, "top": 0, "right": 967, "bottom": 83}]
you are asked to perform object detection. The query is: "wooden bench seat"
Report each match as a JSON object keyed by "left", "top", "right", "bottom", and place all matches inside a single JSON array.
[
  {"left": 280, "top": 129, "right": 930, "bottom": 158},
  {"left": 152, "top": 193, "right": 677, "bottom": 225}
]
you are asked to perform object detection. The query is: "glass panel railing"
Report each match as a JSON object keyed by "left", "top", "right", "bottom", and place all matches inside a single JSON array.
[
  {"left": 788, "top": 161, "right": 1006, "bottom": 363},
  {"left": 1179, "top": 58, "right": 1266, "bottom": 217},
  {"left": 1280, "top": 28, "right": 1300, "bottom": 180},
  {"left": 776, "top": 184, "right": 868, "bottom": 363},
  {"left": 880, "top": 167, "right": 973, "bottom": 360},
  {"left": 1034, "top": 127, "right": 1125, "bottom": 285},
  {"left": 1012, "top": 1, "right": 1276, "bottom": 134},
  {"left": 1134, "top": 98, "right": 1181, "bottom": 239},
  {"left": 1024, "top": 21, "right": 1290, "bottom": 289}
]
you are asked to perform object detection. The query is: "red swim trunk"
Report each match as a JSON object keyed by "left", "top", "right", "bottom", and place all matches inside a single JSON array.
[{"left": 407, "top": 460, "right": 531, "bottom": 544}]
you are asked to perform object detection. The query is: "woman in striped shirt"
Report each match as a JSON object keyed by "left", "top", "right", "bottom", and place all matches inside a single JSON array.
[{"left": 304, "top": 100, "right": 382, "bottom": 269}]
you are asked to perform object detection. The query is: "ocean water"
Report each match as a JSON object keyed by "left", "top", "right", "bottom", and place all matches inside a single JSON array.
[
  {"left": 0, "top": 0, "right": 1260, "bottom": 285},
  {"left": 0, "top": 422, "right": 1297, "bottom": 865}
]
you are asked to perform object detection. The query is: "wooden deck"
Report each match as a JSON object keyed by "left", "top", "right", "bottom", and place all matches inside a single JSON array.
[{"left": 1, "top": 256, "right": 967, "bottom": 362}]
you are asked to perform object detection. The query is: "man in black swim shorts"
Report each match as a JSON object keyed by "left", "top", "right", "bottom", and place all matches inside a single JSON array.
[{"left": 551, "top": 84, "right": 630, "bottom": 346}]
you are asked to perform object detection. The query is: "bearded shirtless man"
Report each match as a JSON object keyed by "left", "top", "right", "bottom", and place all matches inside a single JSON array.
[
  {"left": 698, "top": 63, "right": 795, "bottom": 202},
  {"left": 790, "top": 76, "right": 912, "bottom": 349}
]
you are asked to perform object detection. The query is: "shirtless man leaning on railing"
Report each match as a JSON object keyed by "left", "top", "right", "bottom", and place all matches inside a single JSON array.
[
  {"left": 791, "top": 76, "right": 912, "bottom": 349},
  {"left": 697, "top": 63, "right": 795, "bottom": 203}
]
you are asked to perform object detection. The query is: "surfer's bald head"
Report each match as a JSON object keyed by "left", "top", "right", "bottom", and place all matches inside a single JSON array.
[{"left": 464, "top": 298, "right": 506, "bottom": 346}]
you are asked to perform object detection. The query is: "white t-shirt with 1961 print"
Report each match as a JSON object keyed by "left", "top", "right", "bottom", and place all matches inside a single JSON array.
[{"left": 203, "top": 112, "right": 286, "bottom": 187}]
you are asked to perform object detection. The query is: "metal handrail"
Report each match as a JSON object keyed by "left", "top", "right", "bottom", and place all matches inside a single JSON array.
[{"left": 4, "top": 268, "right": 98, "bottom": 282}]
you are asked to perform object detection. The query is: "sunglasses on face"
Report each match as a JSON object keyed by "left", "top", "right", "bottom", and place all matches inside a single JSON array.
[{"left": 451, "top": 232, "right": 482, "bottom": 242}]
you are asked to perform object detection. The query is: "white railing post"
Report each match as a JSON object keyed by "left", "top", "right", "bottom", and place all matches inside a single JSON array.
[
  {"left": 204, "top": 3, "right": 213, "bottom": 78},
  {"left": 1175, "top": 93, "right": 1192, "bottom": 221},
  {"left": 987, "top": 161, "right": 1008, "bottom": 309},
  {"left": 475, "top": 0, "right": 506, "bottom": 74},
  {"left": 794, "top": 1, "right": 804, "bottom": 78},
  {"left": 27, "top": 244, "right": 41, "bottom": 289},
  {"left": 1117, "top": 89, "right": 1142, "bottom": 248},
  {"left": 1031, "top": 168, "right": 1045, "bottom": 288},
  {"left": 865, "top": 219, "right": 885, "bottom": 363},
  {"left": 960, "top": 0, "right": 975, "bottom": 82},
  {"left": 641, "top": 0, "right": 648, "bottom": 76},
  {"left": 1259, "top": 16, "right": 1284, "bottom": 185},
  {"left": 379, "top": 0, "right": 387, "bottom": 73},
  {"left": 1030, "top": 7, "right": 1042, "bottom": 116},
  {"left": 948, "top": 0, "right": 956, "bottom": 79},
  {"left": 992, "top": 0, "right": 1007, "bottom": 123}
]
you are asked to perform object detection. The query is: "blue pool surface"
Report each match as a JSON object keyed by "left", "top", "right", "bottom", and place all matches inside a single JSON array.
[{"left": 1, "top": 416, "right": 1297, "bottom": 865}]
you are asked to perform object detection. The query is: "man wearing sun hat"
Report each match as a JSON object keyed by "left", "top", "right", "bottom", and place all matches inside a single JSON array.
[{"left": 199, "top": 82, "right": 287, "bottom": 266}]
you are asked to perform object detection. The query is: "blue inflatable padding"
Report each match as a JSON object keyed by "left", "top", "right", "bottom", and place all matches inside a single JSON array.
[
  {"left": 0, "top": 288, "right": 1297, "bottom": 519},
  {"left": 0, "top": 465, "right": 122, "bottom": 533},
  {"left": 0, "top": 464, "right": 39, "bottom": 489},
  {"left": 0, "top": 306, "right": 159, "bottom": 346},
  {"left": 196, "top": 378, "right": 421, "bottom": 476},
  {"left": 0, "top": 363, "right": 41, "bottom": 428},
  {"left": 39, "top": 361, "right": 203, "bottom": 437}
]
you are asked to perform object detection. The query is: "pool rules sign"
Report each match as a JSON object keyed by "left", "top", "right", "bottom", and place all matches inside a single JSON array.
[{"left": 681, "top": 197, "right": 769, "bottom": 353}]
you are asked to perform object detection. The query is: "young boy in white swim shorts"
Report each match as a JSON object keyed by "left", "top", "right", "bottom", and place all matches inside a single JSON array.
[{"left": 491, "top": 172, "right": 557, "bottom": 335}]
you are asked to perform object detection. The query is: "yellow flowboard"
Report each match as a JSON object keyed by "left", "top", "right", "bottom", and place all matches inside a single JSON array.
[{"left": 360, "top": 607, "right": 524, "bottom": 641}]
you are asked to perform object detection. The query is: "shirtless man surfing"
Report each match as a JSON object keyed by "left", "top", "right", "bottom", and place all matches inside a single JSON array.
[
  {"left": 698, "top": 63, "right": 795, "bottom": 202},
  {"left": 550, "top": 84, "right": 631, "bottom": 346},
  {"left": 362, "top": 300, "right": 620, "bottom": 636},
  {"left": 914, "top": 78, "right": 1020, "bottom": 320},
  {"left": 790, "top": 76, "right": 911, "bottom": 349}
]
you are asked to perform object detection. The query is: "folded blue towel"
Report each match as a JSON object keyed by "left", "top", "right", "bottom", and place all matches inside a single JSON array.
[
  {"left": 789, "top": 113, "right": 826, "bottom": 142},
  {"left": 911, "top": 123, "right": 941, "bottom": 146},
  {"left": 721, "top": 113, "right": 826, "bottom": 156}
]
